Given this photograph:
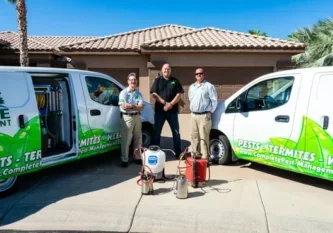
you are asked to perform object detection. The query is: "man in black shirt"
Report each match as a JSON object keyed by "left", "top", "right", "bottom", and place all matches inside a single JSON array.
[{"left": 150, "top": 63, "right": 184, "bottom": 158}]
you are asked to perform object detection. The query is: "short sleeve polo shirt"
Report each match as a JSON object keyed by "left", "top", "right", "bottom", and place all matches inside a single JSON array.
[{"left": 150, "top": 76, "right": 184, "bottom": 113}]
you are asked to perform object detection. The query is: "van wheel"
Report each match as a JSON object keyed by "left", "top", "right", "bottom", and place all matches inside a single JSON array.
[
  {"left": 0, "top": 176, "right": 18, "bottom": 197},
  {"left": 142, "top": 123, "right": 153, "bottom": 148},
  {"left": 209, "top": 135, "right": 231, "bottom": 165}
]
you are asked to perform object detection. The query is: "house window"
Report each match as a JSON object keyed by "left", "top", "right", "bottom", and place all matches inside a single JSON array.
[{"left": 85, "top": 76, "right": 122, "bottom": 106}]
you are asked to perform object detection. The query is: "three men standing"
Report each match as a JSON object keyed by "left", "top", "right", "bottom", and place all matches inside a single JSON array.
[
  {"left": 118, "top": 73, "right": 144, "bottom": 168},
  {"left": 188, "top": 68, "right": 218, "bottom": 160},
  {"left": 119, "top": 66, "right": 217, "bottom": 167},
  {"left": 150, "top": 64, "right": 184, "bottom": 159}
]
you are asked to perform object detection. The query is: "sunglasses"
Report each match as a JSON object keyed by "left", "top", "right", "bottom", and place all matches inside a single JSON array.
[{"left": 195, "top": 73, "right": 204, "bottom": 75}]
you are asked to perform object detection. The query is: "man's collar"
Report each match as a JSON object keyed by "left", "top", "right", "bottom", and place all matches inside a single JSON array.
[
  {"left": 126, "top": 87, "right": 136, "bottom": 92},
  {"left": 194, "top": 80, "right": 206, "bottom": 86}
]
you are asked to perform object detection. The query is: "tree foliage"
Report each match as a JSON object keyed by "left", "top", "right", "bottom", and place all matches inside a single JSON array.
[{"left": 288, "top": 18, "right": 333, "bottom": 68}]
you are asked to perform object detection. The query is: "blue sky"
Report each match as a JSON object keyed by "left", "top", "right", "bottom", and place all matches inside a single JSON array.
[{"left": 0, "top": 0, "right": 332, "bottom": 40}]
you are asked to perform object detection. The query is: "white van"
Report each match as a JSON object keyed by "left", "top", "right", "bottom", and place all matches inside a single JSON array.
[
  {"left": 209, "top": 66, "right": 333, "bottom": 181},
  {"left": 0, "top": 66, "right": 155, "bottom": 195}
]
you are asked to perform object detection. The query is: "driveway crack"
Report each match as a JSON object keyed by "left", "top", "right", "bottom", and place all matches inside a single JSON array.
[
  {"left": 0, "top": 175, "right": 48, "bottom": 225},
  {"left": 256, "top": 181, "right": 271, "bottom": 233},
  {"left": 126, "top": 193, "right": 143, "bottom": 233}
]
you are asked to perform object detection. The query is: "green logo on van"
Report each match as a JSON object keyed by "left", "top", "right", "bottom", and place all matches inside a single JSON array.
[{"left": 0, "top": 92, "right": 11, "bottom": 127}]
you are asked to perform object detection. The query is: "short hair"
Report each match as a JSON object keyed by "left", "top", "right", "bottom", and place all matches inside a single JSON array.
[{"left": 128, "top": 72, "right": 137, "bottom": 79}]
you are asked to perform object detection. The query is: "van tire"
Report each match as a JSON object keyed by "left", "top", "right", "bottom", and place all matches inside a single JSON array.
[
  {"left": 0, "top": 176, "right": 19, "bottom": 197},
  {"left": 209, "top": 135, "right": 231, "bottom": 165},
  {"left": 141, "top": 122, "right": 154, "bottom": 148}
]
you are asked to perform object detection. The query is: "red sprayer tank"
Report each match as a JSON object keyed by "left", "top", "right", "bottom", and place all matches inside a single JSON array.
[{"left": 185, "top": 157, "right": 208, "bottom": 187}]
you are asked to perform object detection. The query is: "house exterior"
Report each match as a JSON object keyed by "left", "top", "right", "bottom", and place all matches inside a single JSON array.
[{"left": 0, "top": 24, "right": 305, "bottom": 113}]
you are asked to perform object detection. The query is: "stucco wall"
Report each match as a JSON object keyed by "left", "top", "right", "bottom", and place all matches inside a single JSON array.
[
  {"left": 150, "top": 52, "right": 294, "bottom": 68},
  {"left": 69, "top": 54, "right": 151, "bottom": 100}
]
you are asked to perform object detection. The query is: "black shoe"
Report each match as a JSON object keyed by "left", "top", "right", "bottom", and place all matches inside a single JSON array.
[{"left": 121, "top": 162, "right": 128, "bottom": 168}]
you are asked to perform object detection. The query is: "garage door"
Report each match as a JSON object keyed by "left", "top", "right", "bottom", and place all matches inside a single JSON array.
[
  {"left": 88, "top": 68, "right": 140, "bottom": 87},
  {"left": 171, "top": 67, "right": 274, "bottom": 113}
]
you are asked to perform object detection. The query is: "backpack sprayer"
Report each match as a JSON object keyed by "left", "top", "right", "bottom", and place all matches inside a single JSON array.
[
  {"left": 173, "top": 139, "right": 211, "bottom": 199},
  {"left": 134, "top": 145, "right": 175, "bottom": 195}
]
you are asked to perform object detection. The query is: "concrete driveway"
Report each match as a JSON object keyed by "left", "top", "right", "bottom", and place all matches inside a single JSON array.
[{"left": 1, "top": 114, "right": 333, "bottom": 233}]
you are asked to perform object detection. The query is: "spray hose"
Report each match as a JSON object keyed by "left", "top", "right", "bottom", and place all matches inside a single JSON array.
[{"left": 133, "top": 146, "right": 154, "bottom": 186}]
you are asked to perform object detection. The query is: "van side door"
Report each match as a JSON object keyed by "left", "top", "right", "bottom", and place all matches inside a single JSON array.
[
  {"left": 79, "top": 74, "right": 122, "bottom": 157},
  {"left": 306, "top": 71, "right": 333, "bottom": 179},
  {"left": 0, "top": 72, "right": 41, "bottom": 180},
  {"left": 232, "top": 74, "right": 302, "bottom": 170}
]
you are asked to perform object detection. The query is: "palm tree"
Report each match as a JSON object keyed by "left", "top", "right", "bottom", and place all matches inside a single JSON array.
[
  {"left": 288, "top": 18, "right": 333, "bottom": 68},
  {"left": 248, "top": 29, "right": 268, "bottom": 37},
  {"left": 7, "top": 0, "right": 29, "bottom": 66}
]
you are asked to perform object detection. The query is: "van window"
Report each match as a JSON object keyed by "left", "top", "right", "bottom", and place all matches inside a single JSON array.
[
  {"left": 85, "top": 76, "right": 122, "bottom": 106},
  {"left": 245, "top": 76, "right": 294, "bottom": 112},
  {"left": 0, "top": 72, "right": 29, "bottom": 108}
]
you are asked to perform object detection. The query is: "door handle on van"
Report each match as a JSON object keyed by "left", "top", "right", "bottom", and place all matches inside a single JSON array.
[
  {"left": 275, "top": 115, "right": 289, "bottom": 123},
  {"left": 323, "top": 116, "right": 329, "bottom": 129},
  {"left": 18, "top": 115, "right": 25, "bottom": 128},
  {"left": 90, "top": 109, "right": 101, "bottom": 116}
]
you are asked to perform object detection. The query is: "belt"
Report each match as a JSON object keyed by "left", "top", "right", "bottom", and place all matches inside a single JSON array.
[
  {"left": 192, "top": 111, "right": 210, "bottom": 115},
  {"left": 122, "top": 112, "right": 140, "bottom": 116}
]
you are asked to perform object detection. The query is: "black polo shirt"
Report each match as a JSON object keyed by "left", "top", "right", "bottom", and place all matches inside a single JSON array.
[{"left": 150, "top": 76, "right": 184, "bottom": 113}]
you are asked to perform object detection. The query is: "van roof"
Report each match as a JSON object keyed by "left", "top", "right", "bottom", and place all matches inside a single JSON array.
[
  {"left": 0, "top": 66, "right": 104, "bottom": 76},
  {"left": 0, "top": 66, "right": 126, "bottom": 91},
  {"left": 272, "top": 66, "right": 333, "bottom": 75}
]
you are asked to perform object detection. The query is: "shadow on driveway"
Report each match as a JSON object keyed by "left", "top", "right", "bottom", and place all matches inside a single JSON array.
[{"left": 0, "top": 136, "right": 190, "bottom": 228}]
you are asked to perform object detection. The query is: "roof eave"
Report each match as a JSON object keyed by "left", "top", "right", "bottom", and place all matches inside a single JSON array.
[
  {"left": 57, "top": 48, "right": 141, "bottom": 55},
  {"left": 141, "top": 47, "right": 306, "bottom": 54},
  {"left": 0, "top": 48, "right": 54, "bottom": 54}
]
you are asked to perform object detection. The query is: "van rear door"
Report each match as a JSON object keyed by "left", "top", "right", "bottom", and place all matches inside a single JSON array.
[
  {"left": 0, "top": 71, "right": 41, "bottom": 180},
  {"left": 306, "top": 71, "right": 333, "bottom": 180}
]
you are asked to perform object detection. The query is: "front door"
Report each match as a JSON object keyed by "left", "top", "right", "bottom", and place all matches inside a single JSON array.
[
  {"left": 0, "top": 72, "right": 41, "bottom": 180},
  {"left": 79, "top": 74, "right": 122, "bottom": 157},
  {"left": 232, "top": 74, "right": 302, "bottom": 171}
]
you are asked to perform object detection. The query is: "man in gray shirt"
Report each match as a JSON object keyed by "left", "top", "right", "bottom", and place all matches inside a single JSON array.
[
  {"left": 188, "top": 68, "right": 218, "bottom": 160},
  {"left": 118, "top": 73, "right": 144, "bottom": 168}
]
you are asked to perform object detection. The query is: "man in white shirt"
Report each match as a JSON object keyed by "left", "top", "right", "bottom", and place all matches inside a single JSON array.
[
  {"left": 118, "top": 73, "right": 144, "bottom": 168},
  {"left": 188, "top": 68, "right": 218, "bottom": 160}
]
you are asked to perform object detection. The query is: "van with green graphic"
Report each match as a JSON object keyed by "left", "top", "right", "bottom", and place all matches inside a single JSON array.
[
  {"left": 0, "top": 66, "right": 155, "bottom": 195},
  {"left": 209, "top": 67, "right": 333, "bottom": 181}
]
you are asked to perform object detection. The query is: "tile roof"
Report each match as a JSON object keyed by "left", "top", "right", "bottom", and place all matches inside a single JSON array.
[
  {"left": 30, "top": 35, "right": 99, "bottom": 48},
  {"left": 0, "top": 25, "right": 306, "bottom": 54},
  {"left": 0, "top": 31, "right": 98, "bottom": 52},
  {"left": 141, "top": 27, "right": 305, "bottom": 51},
  {"left": 0, "top": 31, "right": 53, "bottom": 51},
  {"left": 58, "top": 24, "right": 195, "bottom": 52},
  {"left": 0, "top": 38, "right": 9, "bottom": 46}
]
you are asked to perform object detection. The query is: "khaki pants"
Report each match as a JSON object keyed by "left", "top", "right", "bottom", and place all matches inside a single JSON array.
[
  {"left": 121, "top": 114, "right": 142, "bottom": 162},
  {"left": 190, "top": 113, "right": 212, "bottom": 159}
]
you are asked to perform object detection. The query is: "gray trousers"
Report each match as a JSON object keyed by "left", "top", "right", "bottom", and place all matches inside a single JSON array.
[{"left": 121, "top": 114, "right": 142, "bottom": 162}]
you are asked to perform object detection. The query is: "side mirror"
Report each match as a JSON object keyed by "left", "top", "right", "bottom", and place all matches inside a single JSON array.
[
  {"left": 110, "top": 95, "right": 119, "bottom": 106},
  {"left": 236, "top": 98, "right": 242, "bottom": 110}
]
